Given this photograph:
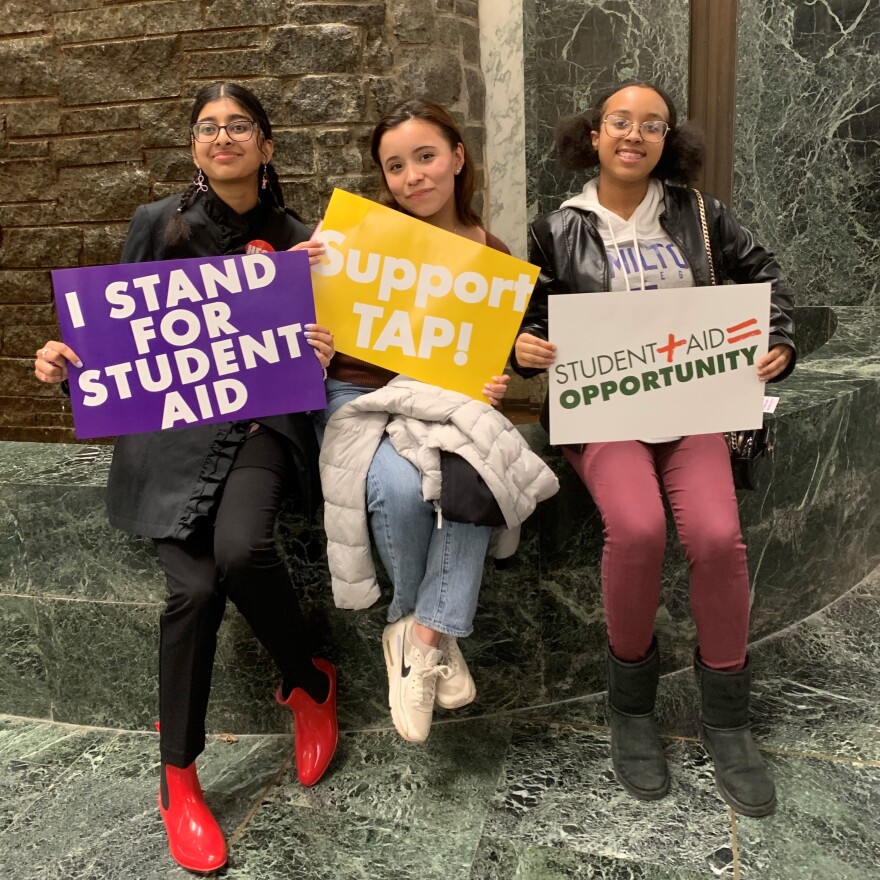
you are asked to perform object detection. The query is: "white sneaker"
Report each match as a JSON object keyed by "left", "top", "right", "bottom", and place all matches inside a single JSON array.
[
  {"left": 435, "top": 635, "right": 476, "bottom": 710},
  {"left": 381, "top": 616, "right": 449, "bottom": 743}
]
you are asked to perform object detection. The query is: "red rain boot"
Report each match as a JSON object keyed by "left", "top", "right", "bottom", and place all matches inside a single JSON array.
[
  {"left": 159, "top": 762, "right": 228, "bottom": 874},
  {"left": 275, "top": 657, "right": 338, "bottom": 786}
]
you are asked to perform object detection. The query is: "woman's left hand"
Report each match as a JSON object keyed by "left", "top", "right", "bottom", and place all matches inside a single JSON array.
[
  {"left": 483, "top": 374, "right": 509, "bottom": 408},
  {"left": 305, "top": 324, "right": 334, "bottom": 369},
  {"left": 756, "top": 344, "right": 793, "bottom": 382}
]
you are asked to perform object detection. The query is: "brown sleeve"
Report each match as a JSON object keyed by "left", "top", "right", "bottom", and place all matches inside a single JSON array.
[{"left": 484, "top": 230, "right": 511, "bottom": 255}]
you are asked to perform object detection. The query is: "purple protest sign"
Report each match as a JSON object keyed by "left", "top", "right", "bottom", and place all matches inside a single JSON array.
[{"left": 51, "top": 251, "right": 327, "bottom": 439}]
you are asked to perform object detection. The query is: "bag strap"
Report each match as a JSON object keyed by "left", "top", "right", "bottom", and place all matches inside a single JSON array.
[{"left": 692, "top": 187, "right": 717, "bottom": 286}]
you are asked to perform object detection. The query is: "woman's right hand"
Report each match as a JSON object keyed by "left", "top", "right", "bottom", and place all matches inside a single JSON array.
[
  {"left": 514, "top": 333, "right": 557, "bottom": 370},
  {"left": 34, "top": 342, "right": 81, "bottom": 384},
  {"left": 289, "top": 221, "right": 326, "bottom": 265}
]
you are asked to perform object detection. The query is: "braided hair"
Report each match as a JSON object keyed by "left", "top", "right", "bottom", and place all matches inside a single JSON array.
[{"left": 164, "top": 81, "right": 302, "bottom": 246}]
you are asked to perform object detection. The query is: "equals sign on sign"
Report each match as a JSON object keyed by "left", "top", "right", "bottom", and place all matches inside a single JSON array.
[{"left": 726, "top": 318, "right": 761, "bottom": 344}]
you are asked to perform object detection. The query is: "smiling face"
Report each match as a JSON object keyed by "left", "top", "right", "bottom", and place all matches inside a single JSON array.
[
  {"left": 190, "top": 97, "right": 273, "bottom": 189},
  {"left": 376, "top": 118, "right": 464, "bottom": 225},
  {"left": 590, "top": 86, "right": 669, "bottom": 186}
]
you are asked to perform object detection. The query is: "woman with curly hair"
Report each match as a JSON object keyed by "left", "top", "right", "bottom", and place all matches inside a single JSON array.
[{"left": 512, "top": 82, "right": 796, "bottom": 816}]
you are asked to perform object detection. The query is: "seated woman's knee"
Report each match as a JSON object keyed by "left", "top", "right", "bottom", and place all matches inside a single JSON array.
[
  {"left": 605, "top": 509, "right": 666, "bottom": 552},
  {"left": 684, "top": 521, "right": 745, "bottom": 567},
  {"left": 214, "top": 530, "right": 276, "bottom": 579},
  {"left": 366, "top": 458, "right": 426, "bottom": 519}
]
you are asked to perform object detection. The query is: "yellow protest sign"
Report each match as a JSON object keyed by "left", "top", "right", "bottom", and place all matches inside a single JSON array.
[{"left": 312, "top": 189, "right": 539, "bottom": 399}]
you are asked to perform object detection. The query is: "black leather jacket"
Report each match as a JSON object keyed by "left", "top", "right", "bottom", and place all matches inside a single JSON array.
[
  {"left": 105, "top": 189, "right": 320, "bottom": 539},
  {"left": 512, "top": 183, "right": 796, "bottom": 382}
]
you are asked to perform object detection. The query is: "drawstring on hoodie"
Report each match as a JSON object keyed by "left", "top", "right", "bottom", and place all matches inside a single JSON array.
[{"left": 596, "top": 204, "right": 646, "bottom": 292}]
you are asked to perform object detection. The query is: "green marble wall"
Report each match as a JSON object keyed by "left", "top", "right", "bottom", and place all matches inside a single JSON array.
[
  {"left": 734, "top": 0, "right": 879, "bottom": 307},
  {"left": 522, "top": 1, "right": 878, "bottom": 309},
  {"left": 523, "top": 0, "right": 690, "bottom": 218}
]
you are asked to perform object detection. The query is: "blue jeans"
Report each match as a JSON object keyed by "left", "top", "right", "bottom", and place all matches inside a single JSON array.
[{"left": 315, "top": 379, "right": 491, "bottom": 637}]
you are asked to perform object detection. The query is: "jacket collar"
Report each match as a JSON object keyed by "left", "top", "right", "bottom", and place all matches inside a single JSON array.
[{"left": 198, "top": 185, "right": 273, "bottom": 233}]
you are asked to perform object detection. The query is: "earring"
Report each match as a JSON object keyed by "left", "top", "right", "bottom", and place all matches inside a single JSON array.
[
  {"left": 454, "top": 166, "right": 461, "bottom": 175},
  {"left": 261, "top": 164, "right": 269, "bottom": 190},
  {"left": 195, "top": 168, "right": 208, "bottom": 192}
]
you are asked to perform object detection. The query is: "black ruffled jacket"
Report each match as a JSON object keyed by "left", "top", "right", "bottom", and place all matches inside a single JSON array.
[
  {"left": 512, "top": 183, "right": 796, "bottom": 384},
  {"left": 105, "top": 189, "right": 320, "bottom": 539}
]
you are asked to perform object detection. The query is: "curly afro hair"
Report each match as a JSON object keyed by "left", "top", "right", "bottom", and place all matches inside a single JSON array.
[{"left": 554, "top": 82, "right": 705, "bottom": 185}]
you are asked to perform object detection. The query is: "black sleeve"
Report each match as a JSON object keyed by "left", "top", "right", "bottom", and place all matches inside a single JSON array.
[
  {"left": 288, "top": 215, "right": 313, "bottom": 247},
  {"left": 119, "top": 205, "right": 156, "bottom": 264},
  {"left": 511, "top": 218, "right": 563, "bottom": 378},
  {"left": 709, "top": 196, "right": 797, "bottom": 382}
]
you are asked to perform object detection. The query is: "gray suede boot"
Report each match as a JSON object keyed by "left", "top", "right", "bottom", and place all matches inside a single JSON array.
[
  {"left": 607, "top": 639, "right": 669, "bottom": 800},
  {"left": 694, "top": 651, "right": 776, "bottom": 817}
]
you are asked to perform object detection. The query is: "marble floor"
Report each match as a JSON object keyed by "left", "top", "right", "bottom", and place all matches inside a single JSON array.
[{"left": 0, "top": 567, "right": 877, "bottom": 880}]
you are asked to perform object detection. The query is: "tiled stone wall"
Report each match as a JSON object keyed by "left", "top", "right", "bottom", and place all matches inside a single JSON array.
[
  {"left": 734, "top": 0, "right": 879, "bottom": 307},
  {"left": 0, "top": 0, "right": 486, "bottom": 441}
]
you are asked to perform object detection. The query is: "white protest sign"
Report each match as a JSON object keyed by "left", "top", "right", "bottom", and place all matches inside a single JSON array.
[{"left": 547, "top": 283, "right": 771, "bottom": 445}]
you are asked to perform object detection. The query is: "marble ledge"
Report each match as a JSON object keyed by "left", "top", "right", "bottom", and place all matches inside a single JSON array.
[{"left": 0, "top": 442, "right": 111, "bottom": 487}]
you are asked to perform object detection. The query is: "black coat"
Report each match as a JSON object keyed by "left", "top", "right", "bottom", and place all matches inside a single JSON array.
[
  {"left": 513, "top": 183, "right": 796, "bottom": 382},
  {"left": 105, "top": 189, "right": 321, "bottom": 539}
]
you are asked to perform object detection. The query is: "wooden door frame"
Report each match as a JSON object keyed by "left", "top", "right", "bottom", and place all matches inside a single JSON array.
[{"left": 688, "top": 0, "right": 739, "bottom": 205}]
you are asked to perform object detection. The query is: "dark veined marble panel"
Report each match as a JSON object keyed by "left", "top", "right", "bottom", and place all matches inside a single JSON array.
[
  {"left": 735, "top": 0, "right": 880, "bottom": 306},
  {"left": 735, "top": 755, "right": 880, "bottom": 880},
  {"left": 0, "top": 442, "right": 112, "bottom": 487},
  {"left": 481, "top": 722, "right": 736, "bottom": 876},
  {"left": 524, "top": 0, "right": 690, "bottom": 218},
  {"left": 0, "top": 597, "right": 48, "bottom": 720},
  {"left": 0, "top": 726, "right": 289, "bottom": 880},
  {"left": 518, "top": 566, "right": 880, "bottom": 767}
]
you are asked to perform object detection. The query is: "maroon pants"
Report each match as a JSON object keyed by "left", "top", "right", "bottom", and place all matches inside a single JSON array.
[{"left": 564, "top": 433, "right": 749, "bottom": 669}]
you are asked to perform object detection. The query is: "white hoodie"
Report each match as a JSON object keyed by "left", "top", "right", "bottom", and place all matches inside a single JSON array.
[
  {"left": 561, "top": 179, "right": 692, "bottom": 442},
  {"left": 562, "top": 179, "right": 694, "bottom": 292}
]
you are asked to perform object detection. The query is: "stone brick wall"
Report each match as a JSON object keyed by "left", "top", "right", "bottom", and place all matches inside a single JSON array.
[{"left": 0, "top": 0, "right": 485, "bottom": 442}]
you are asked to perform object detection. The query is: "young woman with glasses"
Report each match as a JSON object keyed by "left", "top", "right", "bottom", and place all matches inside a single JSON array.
[
  {"left": 512, "top": 82, "right": 796, "bottom": 817},
  {"left": 34, "top": 81, "right": 337, "bottom": 873}
]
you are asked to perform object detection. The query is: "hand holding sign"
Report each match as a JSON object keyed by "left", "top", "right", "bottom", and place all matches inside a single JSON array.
[
  {"left": 34, "top": 341, "right": 82, "bottom": 384},
  {"left": 311, "top": 190, "right": 539, "bottom": 400},
  {"left": 289, "top": 223, "right": 326, "bottom": 266}
]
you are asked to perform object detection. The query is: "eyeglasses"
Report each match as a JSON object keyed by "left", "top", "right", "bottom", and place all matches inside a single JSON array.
[
  {"left": 191, "top": 119, "right": 259, "bottom": 143},
  {"left": 602, "top": 116, "right": 670, "bottom": 143}
]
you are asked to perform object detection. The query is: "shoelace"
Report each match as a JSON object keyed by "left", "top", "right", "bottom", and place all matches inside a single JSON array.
[
  {"left": 442, "top": 649, "right": 462, "bottom": 676},
  {"left": 409, "top": 662, "right": 452, "bottom": 707}
]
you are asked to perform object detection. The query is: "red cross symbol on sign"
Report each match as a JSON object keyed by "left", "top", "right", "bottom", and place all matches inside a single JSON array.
[{"left": 656, "top": 332, "right": 687, "bottom": 363}]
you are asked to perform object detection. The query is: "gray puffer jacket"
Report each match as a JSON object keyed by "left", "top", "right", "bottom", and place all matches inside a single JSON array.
[{"left": 320, "top": 377, "right": 560, "bottom": 610}]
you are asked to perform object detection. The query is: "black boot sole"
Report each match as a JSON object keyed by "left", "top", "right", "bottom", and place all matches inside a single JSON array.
[
  {"left": 700, "top": 728, "right": 776, "bottom": 817},
  {"left": 612, "top": 765, "right": 670, "bottom": 801}
]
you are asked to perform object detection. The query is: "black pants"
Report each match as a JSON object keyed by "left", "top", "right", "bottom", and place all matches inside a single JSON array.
[{"left": 154, "top": 427, "right": 313, "bottom": 767}]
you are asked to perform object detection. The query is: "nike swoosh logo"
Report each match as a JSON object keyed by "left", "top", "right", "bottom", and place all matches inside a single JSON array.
[{"left": 399, "top": 636, "right": 411, "bottom": 678}]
